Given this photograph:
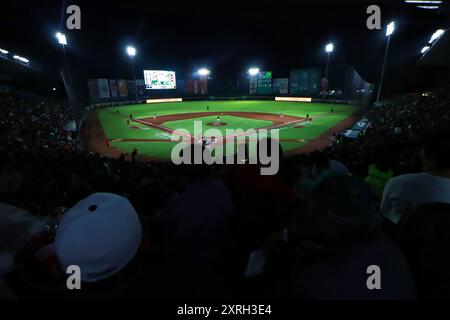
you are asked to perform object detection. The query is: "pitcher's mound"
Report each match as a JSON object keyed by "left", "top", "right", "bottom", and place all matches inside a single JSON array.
[{"left": 207, "top": 122, "right": 227, "bottom": 127}]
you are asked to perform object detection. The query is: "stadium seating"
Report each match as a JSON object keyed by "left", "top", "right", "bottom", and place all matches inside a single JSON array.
[{"left": 1, "top": 85, "right": 450, "bottom": 299}]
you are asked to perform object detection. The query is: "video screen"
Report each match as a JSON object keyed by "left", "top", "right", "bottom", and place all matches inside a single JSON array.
[{"left": 143, "top": 70, "right": 176, "bottom": 89}]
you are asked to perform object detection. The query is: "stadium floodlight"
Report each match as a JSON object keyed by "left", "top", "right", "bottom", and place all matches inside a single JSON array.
[
  {"left": 55, "top": 32, "right": 67, "bottom": 46},
  {"left": 13, "top": 55, "right": 30, "bottom": 63},
  {"left": 404, "top": 1, "right": 443, "bottom": 9},
  {"left": 325, "top": 43, "right": 334, "bottom": 53},
  {"left": 248, "top": 67, "right": 260, "bottom": 76},
  {"left": 386, "top": 21, "right": 395, "bottom": 37},
  {"left": 429, "top": 29, "right": 445, "bottom": 44},
  {"left": 416, "top": 5, "right": 440, "bottom": 8},
  {"left": 198, "top": 68, "right": 210, "bottom": 76},
  {"left": 404, "top": 1, "right": 442, "bottom": 3},
  {"left": 377, "top": 22, "right": 395, "bottom": 103},
  {"left": 0, "top": 48, "right": 8, "bottom": 54},
  {"left": 421, "top": 46, "right": 431, "bottom": 54},
  {"left": 126, "top": 46, "right": 136, "bottom": 57}
]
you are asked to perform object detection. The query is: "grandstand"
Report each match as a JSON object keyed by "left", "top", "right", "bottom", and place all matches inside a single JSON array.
[{"left": 1, "top": 0, "right": 450, "bottom": 306}]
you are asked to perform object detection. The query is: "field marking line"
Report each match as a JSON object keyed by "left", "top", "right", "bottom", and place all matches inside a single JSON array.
[
  {"left": 132, "top": 119, "right": 194, "bottom": 139},
  {"left": 217, "top": 118, "right": 309, "bottom": 142}
]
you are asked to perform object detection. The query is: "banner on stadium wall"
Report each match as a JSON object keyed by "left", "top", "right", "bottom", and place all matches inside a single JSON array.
[
  {"left": 109, "top": 79, "right": 118, "bottom": 98},
  {"left": 136, "top": 79, "right": 145, "bottom": 96},
  {"left": 177, "top": 80, "right": 185, "bottom": 93},
  {"left": 199, "top": 78, "right": 208, "bottom": 95},
  {"left": 321, "top": 78, "right": 329, "bottom": 92},
  {"left": 184, "top": 79, "right": 207, "bottom": 95},
  {"left": 256, "top": 71, "right": 272, "bottom": 95},
  {"left": 249, "top": 78, "right": 257, "bottom": 94},
  {"left": 273, "top": 78, "right": 289, "bottom": 94},
  {"left": 289, "top": 68, "right": 321, "bottom": 96},
  {"left": 184, "top": 80, "right": 201, "bottom": 96},
  {"left": 256, "top": 79, "right": 272, "bottom": 95},
  {"left": 88, "top": 79, "right": 99, "bottom": 100},
  {"left": 97, "top": 79, "right": 110, "bottom": 99},
  {"left": 127, "top": 80, "right": 136, "bottom": 97},
  {"left": 117, "top": 79, "right": 128, "bottom": 97},
  {"left": 184, "top": 80, "right": 197, "bottom": 95}
]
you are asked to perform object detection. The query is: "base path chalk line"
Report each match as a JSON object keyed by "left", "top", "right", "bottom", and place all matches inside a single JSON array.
[
  {"left": 118, "top": 112, "right": 334, "bottom": 146},
  {"left": 132, "top": 119, "right": 195, "bottom": 139}
]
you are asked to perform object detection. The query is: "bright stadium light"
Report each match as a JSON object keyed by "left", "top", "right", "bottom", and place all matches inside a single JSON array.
[
  {"left": 198, "top": 68, "right": 210, "bottom": 76},
  {"left": 55, "top": 32, "right": 67, "bottom": 46},
  {"left": 416, "top": 5, "right": 440, "bottom": 8},
  {"left": 429, "top": 29, "right": 445, "bottom": 44},
  {"left": 386, "top": 21, "right": 395, "bottom": 37},
  {"left": 126, "top": 46, "right": 136, "bottom": 56},
  {"left": 421, "top": 46, "right": 431, "bottom": 54},
  {"left": 248, "top": 67, "right": 260, "bottom": 76},
  {"left": 0, "top": 48, "right": 8, "bottom": 54},
  {"left": 325, "top": 43, "right": 334, "bottom": 53},
  {"left": 13, "top": 55, "right": 30, "bottom": 63},
  {"left": 404, "top": 0, "right": 442, "bottom": 3}
]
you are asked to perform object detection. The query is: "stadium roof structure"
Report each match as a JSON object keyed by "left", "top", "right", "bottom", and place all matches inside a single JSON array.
[
  {"left": 418, "top": 29, "right": 450, "bottom": 66},
  {"left": 0, "top": 52, "right": 40, "bottom": 75}
]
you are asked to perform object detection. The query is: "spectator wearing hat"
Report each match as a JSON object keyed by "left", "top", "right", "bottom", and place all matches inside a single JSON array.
[
  {"left": 381, "top": 128, "right": 450, "bottom": 224},
  {"left": 246, "top": 175, "right": 416, "bottom": 300},
  {"left": 5, "top": 193, "right": 144, "bottom": 299}
]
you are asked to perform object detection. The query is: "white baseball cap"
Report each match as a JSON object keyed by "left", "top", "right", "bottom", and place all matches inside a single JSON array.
[{"left": 55, "top": 193, "right": 142, "bottom": 283}]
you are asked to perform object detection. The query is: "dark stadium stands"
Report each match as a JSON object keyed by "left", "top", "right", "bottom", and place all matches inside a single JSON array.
[{"left": 1, "top": 83, "right": 450, "bottom": 299}]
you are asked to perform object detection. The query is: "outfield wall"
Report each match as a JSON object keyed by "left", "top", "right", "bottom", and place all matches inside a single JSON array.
[{"left": 90, "top": 96, "right": 363, "bottom": 109}]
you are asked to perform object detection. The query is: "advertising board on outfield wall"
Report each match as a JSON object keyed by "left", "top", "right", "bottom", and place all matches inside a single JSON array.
[
  {"left": 146, "top": 98, "right": 183, "bottom": 104},
  {"left": 275, "top": 97, "right": 312, "bottom": 102}
]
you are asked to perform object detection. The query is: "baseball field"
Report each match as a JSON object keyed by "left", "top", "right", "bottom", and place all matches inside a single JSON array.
[{"left": 87, "top": 100, "right": 358, "bottom": 160}]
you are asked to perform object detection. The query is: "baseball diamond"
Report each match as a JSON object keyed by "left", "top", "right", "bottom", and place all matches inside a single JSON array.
[{"left": 87, "top": 100, "right": 358, "bottom": 160}]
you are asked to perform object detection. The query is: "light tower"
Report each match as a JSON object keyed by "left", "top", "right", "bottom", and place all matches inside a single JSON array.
[
  {"left": 55, "top": 32, "right": 71, "bottom": 84},
  {"left": 126, "top": 46, "right": 138, "bottom": 102},
  {"left": 324, "top": 42, "right": 334, "bottom": 99},
  {"left": 376, "top": 21, "right": 395, "bottom": 103}
]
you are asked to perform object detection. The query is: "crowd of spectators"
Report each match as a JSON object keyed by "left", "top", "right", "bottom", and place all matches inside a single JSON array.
[{"left": 1, "top": 86, "right": 450, "bottom": 300}]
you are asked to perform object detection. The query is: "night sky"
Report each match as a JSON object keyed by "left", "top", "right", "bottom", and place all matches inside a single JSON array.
[{"left": 0, "top": 0, "right": 448, "bottom": 85}]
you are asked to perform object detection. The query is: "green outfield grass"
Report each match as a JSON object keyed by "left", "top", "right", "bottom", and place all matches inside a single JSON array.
[{"left": 95, "top": 100, "right": 357, "bottom": 160}]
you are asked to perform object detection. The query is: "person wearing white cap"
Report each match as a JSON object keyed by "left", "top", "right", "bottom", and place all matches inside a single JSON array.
[{"left": 55, "top": 193, "right": 142, "bottom": 283}]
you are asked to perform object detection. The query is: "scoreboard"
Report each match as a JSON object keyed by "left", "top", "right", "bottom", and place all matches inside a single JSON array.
[
  {"left": 289, "top": 69, "right": 321, "bottom": 96},
  {"left": 256, "top": 71, "right": 272, "bottom": 95},
  {"left": 143, "top": 70, "right": 177, "bottom": 89}
]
